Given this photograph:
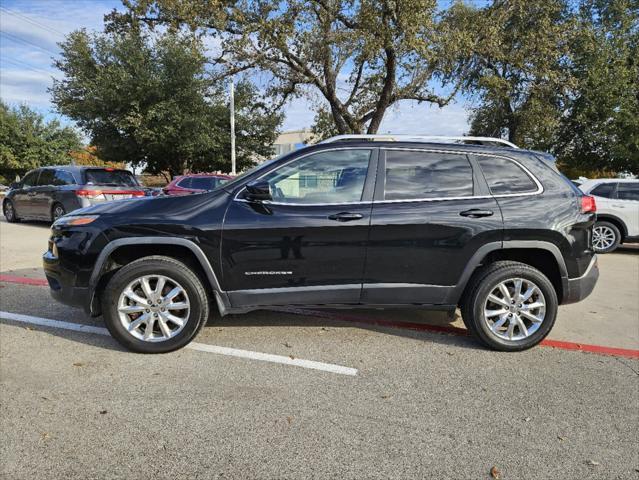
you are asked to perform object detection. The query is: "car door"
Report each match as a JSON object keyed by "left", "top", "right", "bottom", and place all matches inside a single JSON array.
[
  {"left": 221, "top": 147, "right": 377, "bottom": 308},
  {"left": 362, "top": 148, "right": 503, "bottom": 305},
  {"left": 12, "top": 170, "right": 40, "bottom": 217},
  {"left": 614, "top": 182, "right": 639, "bottom": 236},
  {"left": 31, "top": 168, "right": 56, "bottom": 219}
]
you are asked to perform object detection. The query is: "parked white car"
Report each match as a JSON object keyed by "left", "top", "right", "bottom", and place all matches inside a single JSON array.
[{"left": 579, "top": 179, "right": 639, "bottom": 253}]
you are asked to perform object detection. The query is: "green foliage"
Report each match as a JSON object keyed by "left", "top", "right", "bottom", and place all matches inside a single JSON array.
[
  {"left": 51, "top": 26, "right": 282, "bottom": 178},
  {"left": 122, "top": 0, "right": 462, "bottom": 135},
  {"left": 0, "top": 102, "right": 81, "bottom": 183},
  {"left": 555, "top": 0, "right": 639, "bottom": 174}
]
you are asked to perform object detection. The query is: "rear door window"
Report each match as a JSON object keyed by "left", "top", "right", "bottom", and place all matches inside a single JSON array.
[
  {"left": 476, "top": 157, "right": 537, "bottom": 195},
  {"left": 590, "top": 183, "right": 616, "bottom": 199},
  {"left": 53, "top": 170, "right": 76, "bottom": 185},
  {"left": 617, "top": 183, "right": 639, "bottom": 201},
  {"left": 84, "top": 169, "right": 138, "bottom": 187},
  {"left": 383, "top": 150, "right": 474, "bottom": 200},
  {"left": 37, "top": 169, "right": 55, "bottom": 186},
  {"left": 190, "top": 177, "right": 219, "bottom": 190}
]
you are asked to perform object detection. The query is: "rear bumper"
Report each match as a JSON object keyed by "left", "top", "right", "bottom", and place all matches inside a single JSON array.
[{"left": 563, "top": 255, "right": 599, "bottom": 304}]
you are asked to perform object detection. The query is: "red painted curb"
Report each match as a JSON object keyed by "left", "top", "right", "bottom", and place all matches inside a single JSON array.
[
  {"left": 0, "top": 275, "right": 48, "bottom": 286},
  {"left": 2, "top": 274, "right": 638, "bottom": 359}
]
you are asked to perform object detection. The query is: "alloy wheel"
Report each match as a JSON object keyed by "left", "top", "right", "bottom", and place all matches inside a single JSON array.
[
  {"left": 483, "top": 277, "right": 546, "bottom": 341},
  {"left": 4, "top": 202, "right": 14, "bottom": 221},
  {"left": 117, "top": 274, "right": 190, "bottom": 342},
  {"left": 53, "top": 205, "right": 65, "bottom": 220},
  {"left": 592, "top": 225, "right": 616, "bottom": 252}
]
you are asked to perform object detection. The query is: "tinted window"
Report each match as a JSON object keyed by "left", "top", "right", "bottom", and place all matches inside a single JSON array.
[
  {"left": 260, "top": 149, "right": 371, "bottom": 204},
  {"left": 617, "top": 183, "right": 639, "bottom": 201},
  {"left": 190, "top": 177, "right": 219, "bottom": 191},
  {"left": 384, "top": 150, "right": 473, "bottom": 200},
  {"left": 176, "top": 178, "right": 192, "bottom": 188},
  {"left": 21, "top": 171, "right": 39, "bottom": 187},
  {"left": 590, "top": 183, "right": 616, "bottom": 199},
  {"left": 53, "top": 170, "right": 75, "bottom": 185},
  {"left": 37, "top": 169, "right": 55, "bottom": 185},
  {"left": 477, "top": 157, "right": 537, "bottom": 194},
  {"left": 84, "top": 169, "right": 138, "bottom": 187}
]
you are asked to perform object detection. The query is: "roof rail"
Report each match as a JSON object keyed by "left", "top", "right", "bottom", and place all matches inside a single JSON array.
[{"left": 319, "top": 134, "right": 519, "bottom": 149}]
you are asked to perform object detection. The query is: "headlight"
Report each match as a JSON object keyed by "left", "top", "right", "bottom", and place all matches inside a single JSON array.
[{"left": 53, "top": 215, "right": 100, "bottom": 227}]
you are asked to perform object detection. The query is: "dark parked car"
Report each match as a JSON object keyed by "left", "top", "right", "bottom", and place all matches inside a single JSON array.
[
  {"left": 3, "top": 166, "right": 145, "bottom": 223},
  {"left": 163, "top": 173, "right": 232, "bottom": 196},
  {"left": 44, "top": 135, "right": 599, "bottom": 353}
]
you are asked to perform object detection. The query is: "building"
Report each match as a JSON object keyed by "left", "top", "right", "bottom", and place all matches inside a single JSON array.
[{"left": 272, "top": 128, "right": 314, "bottom": 157}]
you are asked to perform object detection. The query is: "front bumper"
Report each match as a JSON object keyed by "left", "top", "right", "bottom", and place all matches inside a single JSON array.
[
  {"left": 43, "top": 250, "right": 92, "bottom": 314},
  {"left": 563, "top": 255, "right": 599, "bottom": 304}
]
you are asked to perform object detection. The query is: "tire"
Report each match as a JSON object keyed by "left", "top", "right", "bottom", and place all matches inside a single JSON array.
[
  {"left": 3, "top": 199, "right": 20, "bottom": 223},
  {"left": 101, "top": 255, "right": 210, "bottom": 353},
  {"left": 51, "top": 203, "right": 66, "bottom": 222},
  {"left": 592, "top": 221, "right": 621, "bottom": 254},
  {"left": 460, "top": 261, "right": 558, "bottom": 352}
]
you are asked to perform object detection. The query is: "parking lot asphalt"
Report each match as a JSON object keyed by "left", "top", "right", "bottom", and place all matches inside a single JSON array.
[{"left": 1, "top": 218, "right": 638, "bottom": 479}]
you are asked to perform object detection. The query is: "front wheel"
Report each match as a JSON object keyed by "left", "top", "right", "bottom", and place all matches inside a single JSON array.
[
  {"left": 3, "top": 200, "right": 19, "bottom": 223},
  {"left": 51, "top": 203, "right": 66, "bottom": 222},
  {"left": 101, "top": 256, "right": 210, "bottom": 353},
  {"left": 461, "top": 261, "right": 558, "bottom": 351}
]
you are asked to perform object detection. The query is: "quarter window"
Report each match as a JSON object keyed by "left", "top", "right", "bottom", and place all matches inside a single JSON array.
[
  {"left": 384, "top": 150, "right": 474, "bottom": 200},
  {"left": 590, "top": 183, "right": 616, "bottom": 199},
  {"left": 617, "top": 183, "right": 639, "bottom": 201},
  {"left": 259, "top": 149, "right": 371, "bottom": 204},
  {"left": 477, "top": 157, "right": 537, "bottom": 195},
  {"left": 53, "top": 170, "right": 75, "bottom": 185}
]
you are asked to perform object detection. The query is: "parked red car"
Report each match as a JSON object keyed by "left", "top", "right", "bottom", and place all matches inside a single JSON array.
[{"left": 163, "top": 174, "right": 232, "bottom": 196}]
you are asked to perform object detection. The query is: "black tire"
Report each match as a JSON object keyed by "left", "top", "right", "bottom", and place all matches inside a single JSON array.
[
  {"left": 101, "top": 255, "right": 210, "bottom": 353},
  {"left": 51, "top": 203, "right": 66, "bottom": 222},
  {"left": 3, "top": 199, "right": 20, "bottom": 223},
  {"left": 592, "top": 221, "right": 621, "bottom": 254},
  {"left": 460, "top": 261, "right": 558, "bottom": 352}
]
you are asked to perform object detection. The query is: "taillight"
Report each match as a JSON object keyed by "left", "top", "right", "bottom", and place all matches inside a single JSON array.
[
  {"left": 75, "top": 189, "right": 104, "bottom": 199},
  {"left": 581, "top": 195, "right": 596, "bottom": 213}
]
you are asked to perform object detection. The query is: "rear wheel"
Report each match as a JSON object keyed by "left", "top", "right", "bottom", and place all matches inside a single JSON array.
[
  {"left": 3, "top": 200, "right": 19, "bottom": 223},
  {"left": 101, "top": 256, "right": 210, "bottom": 353},
  {"left": 592, "top": 221, "right": 620, "bottom": 253},
  {"left": 461, "top": 261, "right": 558, "bottom": 351}
]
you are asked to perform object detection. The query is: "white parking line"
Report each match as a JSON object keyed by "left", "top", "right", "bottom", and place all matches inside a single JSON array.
[{"left": 0, "top": 311, "right": 358, "bottom": 377}]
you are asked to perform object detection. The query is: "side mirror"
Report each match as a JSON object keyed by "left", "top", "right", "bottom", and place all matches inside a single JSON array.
[{"left": 245, "top": 180, "right": 272, "bottom": 202}]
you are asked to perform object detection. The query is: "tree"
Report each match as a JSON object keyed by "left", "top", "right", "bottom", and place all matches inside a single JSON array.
[
  {"left": 555, "top": 0, "right": 639, "bottom": 175},
  {"left": 120, "top": 0, "right": 463, "bottom": 135},
  {"left": 449, "top": 0, "right": 573, "bottom": 150},
  {"left": 68, "top": 146, "right": 126, "bottom": 169},
  {"left": 0, "top": 101, "right": 81, "bottom": 184},
  {"left": 51, "top": 26, "right": 281, "bottom": 178}
]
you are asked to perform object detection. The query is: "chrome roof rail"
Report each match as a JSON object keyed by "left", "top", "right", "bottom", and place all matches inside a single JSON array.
[{"left": 319, "top": 134, "right": 519, "bottom": 149}]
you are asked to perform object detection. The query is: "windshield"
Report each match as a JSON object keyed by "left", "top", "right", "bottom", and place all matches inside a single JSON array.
[{"left": 83, "top": 169, "right": 139, "bottom": 187}]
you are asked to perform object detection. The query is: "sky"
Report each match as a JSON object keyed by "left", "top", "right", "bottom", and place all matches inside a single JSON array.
[{"left": 0, "top": 0, "right": 472, "bottom": 138}]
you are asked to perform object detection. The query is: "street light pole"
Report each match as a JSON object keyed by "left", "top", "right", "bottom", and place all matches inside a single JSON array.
[{"left": 230, "top": 79, "right": 236, "bottom": 175}]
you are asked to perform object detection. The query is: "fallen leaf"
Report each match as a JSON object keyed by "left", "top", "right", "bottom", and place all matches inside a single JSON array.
[
  {"left": 286, "top": 416, "right": 293, "bottom": 424},
  {"left": 99, "top": 410, "right": 107, "bottom": 415},
  {"left": 586, "top": 460, "right": 600, "bottom": 466},
  {"left": 380, "top": 394, "right": 391, "bottom": 399},
  {"left": 26, "top": 326, "right": 35, "bottom": 331},
  {"left": 40, "top": 432, "right": 49, "bottom": 441},
  {"left": 446, "top": 351, "right": 454, "bottom": 356},
  {"left": 490, "top": 466, "right": 501, "bottom": 479},
  {"left": 557, "top": 435, "right": 565, "bottom": 441},
  {"left": 283, "top": 342, "right": 292, "bottom": 348},
  {"left": 524, "top": 417, "right": 531, "bottom": 422},
  {"left": 41, "top": 396, "right": 49, "bottom": 401},
  {"left": 72, "top": 362, "right": 85, "bottom": 367},
  {"left": 289, "top": 355, "right": 295, "bottom": 360}
]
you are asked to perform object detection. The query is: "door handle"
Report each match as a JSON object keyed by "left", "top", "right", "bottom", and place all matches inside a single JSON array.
[
  {"left": 328, "top": 212, "right": 364, "bottom": 222},
  {"left": 611, "top": 204, "right": 626, "bottom": 208},
  {"left": 460, "top": 209, "right": 494, "bottom": 218}
]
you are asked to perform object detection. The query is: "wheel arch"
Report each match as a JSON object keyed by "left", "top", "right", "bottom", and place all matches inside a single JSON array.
[
  {"left": 450, "top": 241, "right": 568, "bottom": 306},
  {"left": 595, "top": 214, "right": 627, "bottom": 240},
  {"left": 88, "top": 237, "right": 230, "bottom": 316}
]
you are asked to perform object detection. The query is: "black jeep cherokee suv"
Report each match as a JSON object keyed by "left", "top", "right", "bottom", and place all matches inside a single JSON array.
[{"left": 44, "top": 137, "right": 599, "bottom": 353}]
